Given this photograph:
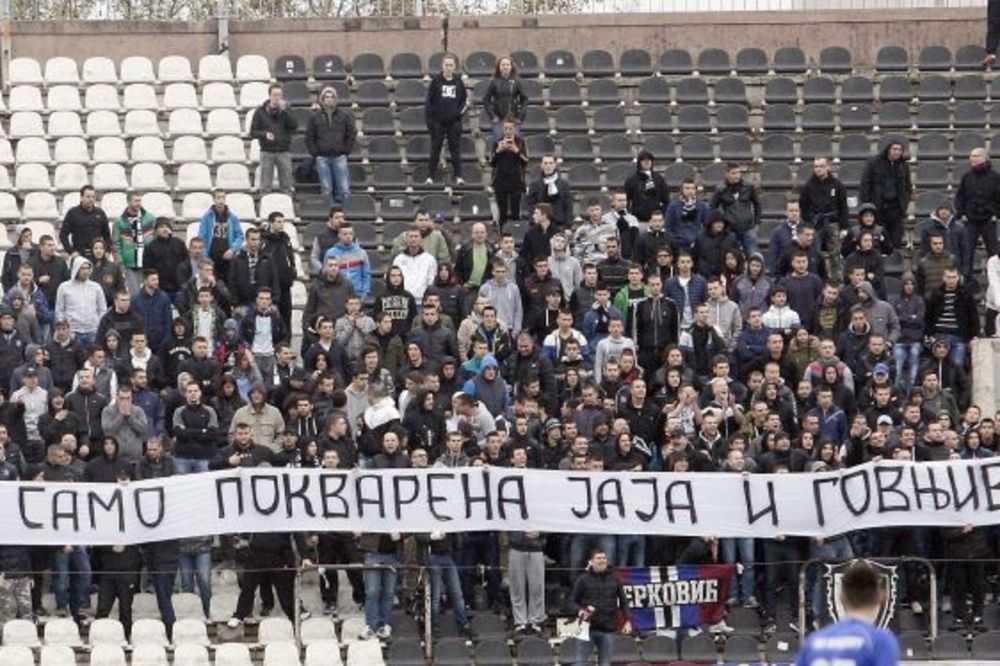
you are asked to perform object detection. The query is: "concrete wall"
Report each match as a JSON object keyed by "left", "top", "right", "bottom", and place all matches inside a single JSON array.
[{"left": 9, "top": 7, "right": 985, "bottom": 69}]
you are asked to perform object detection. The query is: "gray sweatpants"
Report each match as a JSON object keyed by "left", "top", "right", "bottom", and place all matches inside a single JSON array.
[
  {"left": 508, "top": 549, "right": 545, "bottom": 627},
  {"left": 259, "top": 151, "right": 293, "bottom": 193}
]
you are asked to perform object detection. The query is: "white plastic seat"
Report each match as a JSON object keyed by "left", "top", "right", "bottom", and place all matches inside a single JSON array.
[
  {"left": 214, "top": 643, "right": 253, "bottom": 666},
  {"left": 163, "top": 82, "right": 199, "bottom": 110},
  {"left": 258, "top": 617, "right": 295, "bottom": 645},
  {"left": 54, "top": 163, "right": 87, "bottom": 192},
  {"left": 172, "top": 135, "right": 208, "bottom": 163},
  {"left": 130, "top": 643, "right": 168, "bottom": 666},
  {"left": 93, "top": 163, "right": 129, "bottom": 191},
  {"left": 60, "top": 192, "right": 81, "bottom": 215},
  {"left": 22, "top": 193, "right": 58, "bottom": 220},
  {"left": 209, "top": 590, "right": 237, "bottom": 622},
  {"left": 236, "top": 54, "right": 270, "bottom": 82},
  {"left": 239, "top": 81, "right": 269, "bottom": 109},
  {"left": 171, "top": 618, "right": 209, "bottom": 646},
  {"left": 346, "top": 640, "right": 384, "bottom": 666},
  {"left": 185, "top": 222, "right": 200, "bottom": 242},
  {"left": 300, "top": 617, "right": 337, "bottom": 646},
  {"left": 123, "top": 83, "right": 158, "bottom": 110},
  {"left": 124, "top": 109, "right": 160, "bottom": 136},
  {"left": 176, "top": 163, "right": 213, "bottom": 191},
  {"left": 9, "top": 57, "right": 42, "bottom": 85},
  {"left": 84, "top": 84, "right": 120, "bottom": 111},
  {"left": 131, "top": 136, "right": 167, "bottom": 163},
  {"left": 0, "top": 645, "right": 35, "bottom": 666},
  {"left": 130, "top": 618, "right": 168, "bottom": 647},
  {"left": 211, "top": 135, "right": 246, "bottom": 163},
  {"left": 101, "top": 192, "right": 127, "bottom": 216},
  {"left": 44, "top": 617, "right": 82, "bottom": 646},
  {"left": 9, "top": 86, "right": 44, "bottom": 112},
  {"left": 182, "top": 191, "right": 213, "bottom": 218},
  {"left": 131, "top": 162, "right": 168, "bottom": 191},
  {"left": 217, "top": 163, "right": 252, "bottom": 191},
  {"left": 9, "top": 112, "right": 44, "bottom": 138},
  {"left": 15, "top": 163, "right": 52, "bottom": 191},
  {"left": 39, "top": 645, "right": 75, "bottom": 666},
  {"left": 158, "top": 55, "right": 194, "bottom": 83},
  {"left": 248, "top": 138, "right": 261, "bottom": 163},
  {"left": 93, "top": 137, "right": 128, "bottom": 163},
  {"left": 47, "top": 111, "right": 84, "bottom": 138},
  {"left": 173, "top": 644, "right": 210, "bottom": 666},
  {"left": 0, "top": 139, "right": 15, "bottom": 165},
  {"left": 23, "top": 222, "right": 56, "bottom": 243},
  {"left": 171, "top": 592, "right": 205, "bottom": 620},
  {"left": 54, "top": 137, "right": 90, "bottom": 164},
  {"left": 88, "top": 644, "right": 126, "bottom": 666},
  {"left": 198, "top": 54, "right": 233, "bottom": 82},
  {"left": 206, "top": 108, "right": 241, "bottom": 135},
  {"left": 168, "top": 108, "right": 203, "bottom": 136},
  {"left": 46, "top": 85, "right": 81, "bottom": 112},
  {"left": 44, "top": 57, "right": 79, "bottom": 84},
  {"left": 202, "top": 82, "right": 237, "bottom": 109},
  {"left": 339, "top": 617, "right": 366, "bottom": 646},
  {"left": 0, "top": 193, "right": 21, "bottom": 219},
  {"left": 121, "top": 56, "right": 155, "bottom": 83},
  {"left": 88, "top": 618, "right": 126, "bottom": 646},
  {"left": 305, "top": 641, "right": 343, "bottom": 666},
  {"left": 2, "top": 618, "right": 40, "bottom": 646},
  {"left": 82, "top": 56, "right": 117, "bottom": 84},
  {"left": 263, "top": 642, "right": 301, "bottom": 666},
  {"left": 260, "top": 193, "right": 296, "bottom": 220},
  {"left": 226, "top": 192, "right": 256, "bottom": 221},
  {"left": 291, "top": 281, "right": 307, "bottom": 307},
  {"left": 131, "top": 592, "right": 158, "bottom": 619},
  {"left": 0, "top": 166, "right": 10, "bottom": 190},
  {"left": 85, "top": 110, "right": 122, "bottom": 137},
  {"left": 15, "top": 136, "right": 52, "bottom": 164}
]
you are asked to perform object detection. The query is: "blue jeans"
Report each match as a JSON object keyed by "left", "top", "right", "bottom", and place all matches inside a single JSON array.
[
  {"left": 363, "top": 552, "right": 398, "bottom": 630},
  {"left": 429, "top": 554, "right": 468, "bottom": 632},
  {"left": 893, "top": 341, "right": 922, "bottom": 389},
  {"left": 616, "top": 535, "right": 645, "bottom": 568},
  {"left": 721, "top": 537, "right": 755, "bottom": 602},
  {"left": 809, "top": 537, "right": 854, "bottom": 620},
  {"left": 576, "top": 629, "right": 615, "bottom": 666},
  {"left": 151, "top": 568, "right": 176, "bottom": 629},
  {"left": 936, "top": 333, "right": 968, "bottom": 367},
  {"left": 76, "top": 332, "right": 96, "bottom": 351},
  {"left": 52, "top": 546, "right": 92, "bottom": 614},
  {"left": 315, "top": 155, "right": 350, "bottom": 206},
  {"left": 570, "top": 535, "right": 616, "bottom": 574},
  {"left": 737, "top": 228, "right": 759, "bottom": 258},
  {"left": 179, "top": 551, "right": 212, "bottom": 617},
  {"left": 174, "top": 458, "right": 210, "bottom": 475}
]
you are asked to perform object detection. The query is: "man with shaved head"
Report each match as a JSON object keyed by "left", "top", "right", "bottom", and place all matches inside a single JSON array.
[
  {"left": 955, "top": 147, "right": 1000, "bottom": 260},
  {"left": 454, "top": 221, "right": 494, "bottom": 307}
]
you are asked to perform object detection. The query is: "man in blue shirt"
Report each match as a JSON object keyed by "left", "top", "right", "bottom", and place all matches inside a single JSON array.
[{"left": 795, "top": 561, "right": 899, "bottom": 666}]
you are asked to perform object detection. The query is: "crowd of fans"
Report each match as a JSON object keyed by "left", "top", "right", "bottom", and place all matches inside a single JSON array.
[{"left": 0, "top": 60, "right": 995, "bottom": 653}]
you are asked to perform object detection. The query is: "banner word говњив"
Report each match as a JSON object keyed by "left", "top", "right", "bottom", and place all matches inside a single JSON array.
[{"left": 8, "top": 459, "right": 1000, "bottom": 545}]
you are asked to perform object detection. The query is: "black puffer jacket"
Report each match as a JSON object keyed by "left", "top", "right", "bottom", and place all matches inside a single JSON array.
[
  {"left": 570, "top": 567, "right": 630, "bottom": 632},
  {"left": 955, "top": 161, "right": 1000, "bottom": 223},
  {"left": 624, "top": 167, "right": 670, "bottom": 222},
  {"left": 860, "top": 144, "right": 912, "bottom": 212},
  {"left": 65, "top": 388, "right": 109, "bottom": 445},
  {"left": 250, "top": 102, "right": 298, "bottom": 153},
  {"left": 305, "top": 107, "right": 356, "bottom": 157}
]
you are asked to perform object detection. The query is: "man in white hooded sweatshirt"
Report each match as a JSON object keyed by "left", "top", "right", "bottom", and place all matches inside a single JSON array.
[{"left": 55, "top": 256, "right": 107, "bottom": 350}]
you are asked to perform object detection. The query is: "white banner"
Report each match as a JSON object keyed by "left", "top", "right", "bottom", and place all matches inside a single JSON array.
[{"left": 8, "top": 459, "right": 1000, "bottom": 545}]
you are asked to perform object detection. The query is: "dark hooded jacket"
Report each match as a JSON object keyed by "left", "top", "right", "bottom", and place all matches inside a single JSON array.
[
  {"left": 624, "top": 155, "right": 671, "bottom": 222},
  {"left": 709, "top": 177, "right": 760, "bottom": 233},
  {"left": 402, "top": 389, "right": 446, "bottom": 455},
  {"left": 461, "top": 354, "right": 509, "bottom": 418},
  {"left": 693, "top": 214, "right": 740, "bottom": 277},
  {"left": 955, "top": 159, "right": 1000, "bottom": 224},
  {"left": 860, "top": 143, "right": 912, "bottom": 212},
  {"left": 83, "top": 436, "right": 131, "bottom": 483}
]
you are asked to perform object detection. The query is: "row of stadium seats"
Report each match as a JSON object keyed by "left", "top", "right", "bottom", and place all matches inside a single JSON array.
[{"left": 7, "top": 55, "right": 269, "bottom": 86}]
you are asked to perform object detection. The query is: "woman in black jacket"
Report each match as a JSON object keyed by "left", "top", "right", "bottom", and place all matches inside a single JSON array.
[
  {"left": 490, "top": 117, "right": 529, "bottom": 232},
  {"left": 482, "top": 56, "right": 529, "bottom": 140}
]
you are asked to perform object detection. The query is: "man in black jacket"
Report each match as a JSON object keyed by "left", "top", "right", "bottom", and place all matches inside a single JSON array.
[
  {"left": 799, "top": 157, "right": 850, "bottom": 282},
  {"left": 710, "top": 163, "right": 761, "bottom": 258},
  {"left": 570, "top": 548, "right": 632, "bottom": 665},
  {"left": 424, "top": 53, "right": 468, "bottom": 186},
  {"left": 143, "top": 220, "right": 188, "bottom": 303},
  {"left": 250, "top": 84, "right": 298, "bottom": 194},
  {"left": 955, "top": 147, "right": 1000, "bottom": 260},
  {"left": 926, "top": 267, "right": 980, "bottom": 368},
  {"left": 633, "top": 274, "right": 679, "bottom": 372},
  {"left": 526, "top": 155, "right": 573, "bottom": 229},
  {"left": 860, "top": 140, "right": 912, "bottom": 248},
  {"left": 60, "top": 185, "right": 110, "bottom": 261},
  {"left": 171, "top": 383, "right": 219, "bottom": 474},
  {"left": 229, "top": 227, "right": 277, "bottom": 311},
  {"left": 262, "top": 212, "right": 297, "bottom": 331},
  {"left": 624, "top": 150, "right": 670, "bottom": 223},
  {"left": 306, "top": 88, "right": 356, "bottom": 207}
]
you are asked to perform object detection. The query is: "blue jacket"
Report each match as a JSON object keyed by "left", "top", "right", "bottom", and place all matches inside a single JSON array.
[
  {"left": 131, "top": 288, "right": 173, "bottom": 355},
  {"left": 735, "top": 325, "right": 772, "bottom": 368},
  {"left": 133, "top": 388, "right": 165, "bottom": 436},
  {"left": 664, "top": 274, "right": 708, "bottom": 314},
  {"left": 665, "top": 199, "right": 708, "bottom": 250},
  {"left": 324, "top": 242, "right": 372, "bottom": 298},
  {"left": 199, "top": 208, "right": 244, "bottom": 256}
]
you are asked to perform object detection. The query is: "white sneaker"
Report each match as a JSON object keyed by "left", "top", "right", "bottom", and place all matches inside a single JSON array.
[
  {"left": 376, "top": 624, "right": 392, "bottom": 640},
  {"left": 455, "top": 177, "right": 466, "bottom": 186},
  {"left": 359, "top": 625, "right": 376, "bottom": 640},
  {"left": 708, "top": 620, "right": 734, "bottom": 634},
  {"left": 424, "top": 177, "right": 434, "bottom": 185},
  {"left": 226, "top": 617, "right": 241, "bottom": 629},
  {"left": 911, "top": 600, "right": 924, "bottom": 614}
]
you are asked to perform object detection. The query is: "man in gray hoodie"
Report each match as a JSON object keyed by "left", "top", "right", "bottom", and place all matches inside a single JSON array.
[
  {"left": 856, "top": 281, "right": 900, "bottom": 345},
  {"left": 478, "top": 259, "right": 523, "bottom": 334},
  {"left": 55, "top": 257, "right": 107, "bottom": 350},
  {"left": 547, "top": 231, "right": 582, "bottom": 299},
  {"left": 706, "top": 276, "right": 742, "bottom": 352}
]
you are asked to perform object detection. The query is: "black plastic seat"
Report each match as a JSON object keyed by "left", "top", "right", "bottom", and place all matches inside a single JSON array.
[
  {"left": 764, "top": 77, "right": 798, "bottom": 104},
  {"left": 459, "top": 192, "right": 491, "bottom": 220},
  {"left": 611, "top": 635, "right": 641, "bottom": 662},
  {"left": 802, "top": 103, "right": 835, "bottom": 130},
  {"left": 389, "top": 52, "right": 422, "bottom": 79},
  {"left": 914, "top": 190, "right": 946, "bottom": 216},
  {"left": 955, "top": 101, "right": 987, "bottom": 127},
  {"left": 917, "top": 132, "right": 950, "bottom": 160},
  {"left": 362, "top": 108, "right": 395, "bottom": 134},
  {"left": 620, "top": 48, "right": 653, "bottom": 77},
  {"left": 522, "top": 79, "right": 544, "bottom": 103},
  {"left": 918, "top": 45, "right": 952, "bottom": 71},
  {"left": 700, "top": 162, "right": 729, "bottom": 184},
  {"left": 897, "top": 632, "right": 929, "bottom": 661},
  {"left": 665, "top": 162, "right": 696, "bottom": 183},
  {"left": 356, "top": 80, "right": 390, "bottom": 106},
  {"left": 697, "top": 47, "right": 731, "bottom": 75},
  {"left": 642, "top": 134, "right": 676, "bottom": 160},
  {"left": 879, "top": 101, "right": 912, "bottom": 129},
  {"left": 521, "top": 106, "right": 550, "bottom": 133},
  {"left": 714, "top": 77, "right": 747, "bottom": 104},
  {"left": 877, "top": 46, "right": 909, "bottom": 71},
  {"left": 404, "top": 135, "right": 429, "bottom": 162},
  {"left": 598, "top": 134, "right": 633, "bottom": 161},
  {"left": 582, "top": 49, "right": 615, "bottom": 77},
  {"left": 282, "top": 81, "right": 312, "bottom": 107},
  {"left": 680, "top": 134, "right": 714, "bottom": 161},
  {"left": 956, "top": 44, "right": 986, "bottom": 70},
  {"left": 681, "top": 632, "right": 718, "bottom": 661},
  {"left": 762, "top": 133, "right": 795, "bottom": 160},
  {"left": 351, "top": 52, "right": 385, "bottom": 79},
  {"left": 724, "top": 635, "right": 761, "bottom": 662},
  {"left": 524, "top": 134, "right": 555, "bottom": 157},
  {"left": 838, "top": 133, "right": 872, "bottom": 160},
  {"left": 841, "top": 76, "right": 875, "bottom": 103},
  {"left": 955, "top": 74, "right": 987, "bottom": 100},
  {"left": 605, "top": 162, "right": 634, "bottom": 186},
  {"left": 387, "top": 639, "right": 425, "bottom": 665},
  {"left": 554, "top": 106, "right": 588, "bottom": 133},
  {"left": 641, "top": 635, "right": 679, "bottom": 662},
  {"left": 677, "top": 105, "right": 712, "bottom": 132},
  {"left": 567, "top": 163, "right": 601, "bottom": 188},
  {"left": 660, "top": 48, "right": 693, "bottom": 75},
  {"left": 676, "top": 77, "right": 709, "bottom": 104},
  {"left": 916, "top": 74, "right": 951, "bottom": 100},
  {"left": 558, "top": 639, "right": 583, "bottom": 664},
  {"left": 914, "top": 161, "right": 951, "bottom": 187},
  {"left": 840, "top": 103, "right": 873, "bottom": 130},
  {"left": 763, "top": 103, "right": 797, "bottom": 130},
  {"left": 774, "top": 46, "right": 807, "bottom": 73},
  {"left": 274, "top": 55, "right": 306, "bottom": 81},
  {"left": 511, "top": 50, "right": 540, "bottom": 77},
  {"left": 765, "top": 633, "right": 800, "bottom": 662},
  {"left": 381, "top": 194, "right": 417, "bottom": 221},
  {"left": 372, "top": 163, "right": 408, "bottom": 189},
  {"left": 716, "top": 104, "right": 749, "bottom": 132},
  {"left": 736, "top": 47, "right": 769, "bottom": 74},
  {"left": 640, "top": 106, "right": 673, "bottom": 132},
  {"left": 879, "top": 75, "right": 911, "bottom": 101},
  {"left": 465, "top": 51, "right": 496, "bottom": 77},
  {"left": 544, "top": 49, "right": 577, "bottom": 77},
  {"left": 394, "top": 79, "right": 426, "bottom": 106},
  {"left": 820, "top": 46, "right": 853, "bottom": 74},
  {"left": 933, "top": 633, "right": 970, "bottom": 660},
  {"left": 343, "top": 194, "right": 377, "bottom": 221},
  {"left": 914, "top": 102, "right": 949, "bottom": 129},
  {"left": 586, "top": 79, "right": 620, "bottom": 105},
  {"left": 364, "top": 136, "right": 399, "bottom": 162},
  {"left": 637, "top": 76, "right": 671, "bottom": 104},
  {"left": 435, "top": 637, "right": 471, "bottom": 666},
  {"left": 419, "top": 193, "right": 453, "bottom": 218},
  {"left": 761, "top": 191, "right": 788, "bottom": 218},
  {"left": 761, "top": 163, "right": 795, "bottom": 188},
  {"left": 548, "top": 79, "right": 582, "bottom": 105},
  {"left": 955, "top": 132, "right": 986, "bottom": 157},
  {"left": 313, "top": 54, "right": 346, "bottom": 80},
  {"left": 397, "top": 107, "right": 425, "bottom": 134},
  {"left": 560, "top": 134, "right": 594, "bottom": 161},
  {"left": 515, "top": 637, "right": 552, "bottom": 665},
  {"left": 719, "top": 133, "right": 753, "bottom": 161},
  {"left": 801, "top": 133, "right": 833, "bottom": 159},
  {"left": 592, "top": 106, "right": 625, "bottom": 132},
  {"left": 426, "top": 52, "right": 448, "bottom": 74},
  {"left": 803, "top": 76, "right": 835, "bottom": 103}
]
